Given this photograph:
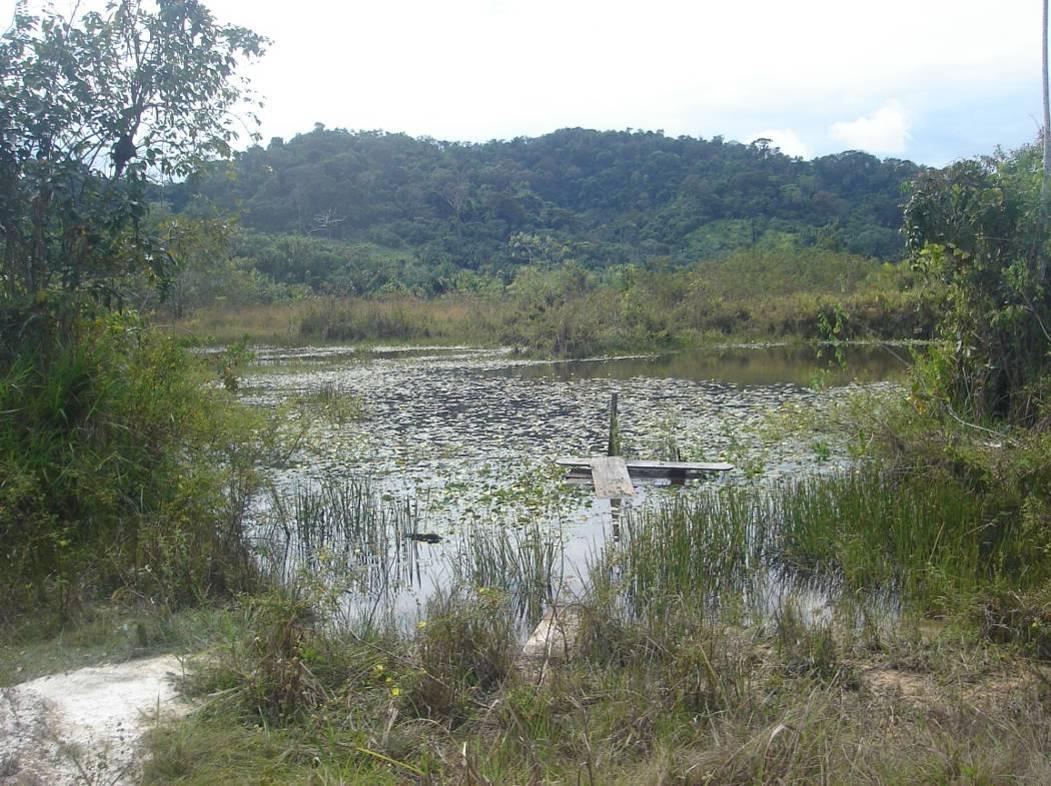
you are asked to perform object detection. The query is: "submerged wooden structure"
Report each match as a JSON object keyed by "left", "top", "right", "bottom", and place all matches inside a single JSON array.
[
  {"left": 521, "top": 393, "right": 735, "bottom": 676},
  {"left": 560, "top": 392, "right": 734, "bottom": 497},
  {"left": 556, "top": 456, "right": 735, "bottom": 477}
]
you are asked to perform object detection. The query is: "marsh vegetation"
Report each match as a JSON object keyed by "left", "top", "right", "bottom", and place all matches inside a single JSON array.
[
  {"left": 133, "top": 338, "right": 1051, "bottom": 784},
  {"left": 2, "top": 1, "right": 1051, "bottom": 782}
]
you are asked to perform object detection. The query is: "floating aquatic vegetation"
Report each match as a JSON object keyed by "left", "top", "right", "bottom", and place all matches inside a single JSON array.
[{"left": 241, "top": 344, "right": 906, "bottom": 624}]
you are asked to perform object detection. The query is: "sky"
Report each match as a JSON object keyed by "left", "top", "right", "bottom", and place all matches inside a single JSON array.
[{"left": 2, "top": 0, "right": 1047, "bottom": 165}]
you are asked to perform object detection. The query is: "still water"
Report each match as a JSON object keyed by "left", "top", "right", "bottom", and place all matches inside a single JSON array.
[{"left": 241, "top": 343, "right": 907, "bottom": 623}]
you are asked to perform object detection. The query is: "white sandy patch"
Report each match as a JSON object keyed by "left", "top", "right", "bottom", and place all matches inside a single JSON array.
[{"left": 0, "top": 654, "right": 188, "bottom": 785}]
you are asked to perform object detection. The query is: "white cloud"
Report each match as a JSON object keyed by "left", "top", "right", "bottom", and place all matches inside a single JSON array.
[
  {"left": 2, "top": 0, "right": 1038, "bottom": 162},
  {"left": 828, "top": 102, "right": 911, "bottom": 154},
  {"left": 750, "top": 129, "right": 812, "bottom": 159}
]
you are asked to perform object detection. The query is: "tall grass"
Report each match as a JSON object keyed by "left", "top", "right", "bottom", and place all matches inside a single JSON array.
[
  {"left": 258, "top": 477, "right": 421, "bottom": 609},
  {"left": 599, "top": 488, "right": 772, "bottom": 618},
  {"left": 143, "top": 459, "right": 1051, "bottom": 783},
  {"left": 165, "top": 301, "right": 309, "bottom": 344},
  {"left": 453, "top": 522, "right": 564, "bottom": 629},
  {"left": 405, "top": 585, "right": 519, "bottom": 726},
  {"left": 255, "top": 463, "right": 1042, "bottom": 644},
  {"left": 150, "top": 554, "right": 1051, "bottom": 785},
  {"left": 775, "top": 471, "right": 988, "bottom": 601},
  {"left": 595, "top": 467, "right": 1045, "bottom": 620},
  {"left": 168, "top": 250, "right": 940, "bottom": 355},
  {"left": 298, "top": 295, "right": 498, "bottom": 344},
  {"left": 259, "top": 476, "right": 566, "bottom": 633},
  {"left": 0, "top": 309, "right": 260, "bottom": 622}
]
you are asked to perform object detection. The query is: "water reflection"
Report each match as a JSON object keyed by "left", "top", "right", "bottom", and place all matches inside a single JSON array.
[
  {"left": 243, "top": 343, "right": 908, "bottom": 631},
  {"left": 490, "top": 343, "right": 908, "bottom": 386}
]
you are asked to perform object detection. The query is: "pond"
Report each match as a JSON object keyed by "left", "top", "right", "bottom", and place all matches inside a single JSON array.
[{"left": 239, "top": 342, "right": 908, "bottom": 626}]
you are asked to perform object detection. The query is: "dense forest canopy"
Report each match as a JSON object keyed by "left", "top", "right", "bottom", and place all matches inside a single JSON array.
[{"left": 168, "top": 127, "right": 921, "bottom": 295}]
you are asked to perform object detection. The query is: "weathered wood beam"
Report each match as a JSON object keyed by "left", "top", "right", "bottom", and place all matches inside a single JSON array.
[{"left": 589, "top": 456, "right": 635, "bottom": 498}]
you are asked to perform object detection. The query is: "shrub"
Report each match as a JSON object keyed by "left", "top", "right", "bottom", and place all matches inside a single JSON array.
[
  {"left": 0, "top": 303, "right": 259, "bottom": 621},
  {"left": 904, "top": 143, "right": 1051, "bottom": 424}
]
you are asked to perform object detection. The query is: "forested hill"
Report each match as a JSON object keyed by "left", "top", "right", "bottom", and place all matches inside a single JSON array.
[{"left": 173, "top": 126, "right": 920, "bottom": 275}]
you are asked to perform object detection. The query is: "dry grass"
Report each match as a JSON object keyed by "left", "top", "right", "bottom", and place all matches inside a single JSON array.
[
  {"left": 161, "top": 301, "right": 312, "bottom": 345},
  {"left": 161, "top": 256, "right": 938, "bottom": 355}
]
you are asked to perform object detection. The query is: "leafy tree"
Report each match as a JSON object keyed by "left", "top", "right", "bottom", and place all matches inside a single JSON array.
[
  {"left": 0, "top": 1, "right": 268, "bottom": 617},
  {"left": 0, "top": 0, "right": 266, "bottom": 301},
  {"left": 179, "top": 127, "right": 919, "bottom": 292},
  {"left": 904, "top": 144, "right": 1050, "bottom": 424}
]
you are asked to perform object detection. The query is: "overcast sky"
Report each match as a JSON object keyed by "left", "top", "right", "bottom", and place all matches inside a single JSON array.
[{"left": 3, "top": 0, "right": 1046, "bottom": 165}]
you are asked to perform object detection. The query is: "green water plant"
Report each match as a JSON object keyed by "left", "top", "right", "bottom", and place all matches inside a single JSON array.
[{"left": 260, "top": 476, "right": 420, "bottom": 607}]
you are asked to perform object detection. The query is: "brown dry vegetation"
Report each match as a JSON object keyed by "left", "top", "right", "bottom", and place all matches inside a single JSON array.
[{"left": 169, "top": 250, "right": 938, "bottom": 357}]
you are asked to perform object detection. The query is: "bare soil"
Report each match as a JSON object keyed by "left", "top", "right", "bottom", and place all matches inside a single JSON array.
[{"left": 0, "top": 655, "right": 187, "bottom": 786}]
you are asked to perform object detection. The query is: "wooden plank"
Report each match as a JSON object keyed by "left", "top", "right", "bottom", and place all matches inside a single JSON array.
[
  {"left": 622, "top": 458, "right": 735, "bottom": 473},
  {"left": 590, "top": 456, "right": 635, "bottom": 498},
  {"left": 556, "top": 456, "right": 734, "bottom": 474}
]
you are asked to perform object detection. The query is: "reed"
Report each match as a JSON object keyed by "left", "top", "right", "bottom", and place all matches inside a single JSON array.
[
  {"left": 601, "top": 487, "right": 772, "bottom": 618},
  {"left": 453, "top": 522, "right": 564, "bottom": 629},
  {"left": 166, "top": 251, "right": 939, "bottom": 356},
  {"left": 258, "top": 477, "right": 420, "bottom": 607},
  {"left": 145, "top": 463, "right": 1051, "bottom": 784},
  {"left": 775, "top": 471, "right": 988, "bottom": 603},
  {"left": 592, "top": 467, "right": 1039, "bottom": 621},
  {"left": 297, "top": 295, "right": 498, "bottom": 344}
]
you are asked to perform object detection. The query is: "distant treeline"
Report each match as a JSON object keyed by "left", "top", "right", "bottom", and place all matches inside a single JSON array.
[{"left": 166, "top": 127, "right": 920, "bottom": 295}]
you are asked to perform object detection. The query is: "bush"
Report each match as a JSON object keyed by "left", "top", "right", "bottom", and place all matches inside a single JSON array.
[
  {"left": 0, "top": 303, "right": 259, "bottom": 621},
  {"left": 904, "top": 144, "right": 1051, "bottom": 424}
]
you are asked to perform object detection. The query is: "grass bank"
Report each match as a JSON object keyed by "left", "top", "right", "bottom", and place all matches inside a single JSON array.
[
  {"left": 168, "top": 249, "right": 940, "bottom": 355},
  {"left": 145, "top": 584, "right": 1051, "bottom": 784}
]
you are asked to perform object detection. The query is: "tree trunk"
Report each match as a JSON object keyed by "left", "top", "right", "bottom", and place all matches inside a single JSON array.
[
  {"left": 1043, "top": 0, "right": 1050, "bottom": 201},
  {"left": 1039, "top": 0, "right": 1051, "bottom": 284}
]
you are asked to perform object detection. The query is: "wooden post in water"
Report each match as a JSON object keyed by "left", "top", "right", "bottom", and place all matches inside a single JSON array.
[{"left": 605, "top": 392, "right": 627, "bottom": 538}]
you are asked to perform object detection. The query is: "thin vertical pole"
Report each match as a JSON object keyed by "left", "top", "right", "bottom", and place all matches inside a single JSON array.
[{"left": 1043, "top": 0, "right": 1050, "bottom": 203}]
